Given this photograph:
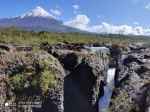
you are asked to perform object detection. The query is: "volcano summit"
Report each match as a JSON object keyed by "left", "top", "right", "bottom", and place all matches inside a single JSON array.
[{"left": 0, "top": 6, "right": 83, "bottom": 33}]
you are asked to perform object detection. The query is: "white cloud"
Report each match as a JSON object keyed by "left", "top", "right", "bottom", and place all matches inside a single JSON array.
[
  {"left": 50, "top": 9, "right": 61, "bottom": 15},
  {"left": 64, "top": 14, "right": 150, "bottom": 35},
  {"left": 73, "top": 5, "right": 79, "bottom": 10},
  {"left": 88, "top": 23, "right": 150, "bottom": 35},
  {"left": 73, "top": 5, "right": 80, "bottom": 14},
  {"left": 64, "top": 14, "right": 90, "bottom": 30},
  {"left": 145, "top": 3, "right": 150, "bottom": 9},
  {"left": 133, "top": 22, "right": 139, "bottom": 25}
]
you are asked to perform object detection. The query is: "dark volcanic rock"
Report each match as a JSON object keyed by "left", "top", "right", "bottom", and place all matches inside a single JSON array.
[
  {"left": 110, "top": 46, "right": 150, "bottom": 112},
  {"left": 15, "top": 44, "right": 33, "bottom": 51},
  {"left": 0, "top": 45, "right": 10, "bottom": 51},
  {"left": 0, "top": 51, "right": 65, "bottom": 112},
  {"left": 62, "top": 53, "right": 78, "bottom": 70},
  {"left": 0, "top": 44, "right": 16, "bottom": 52},
  {"left": 93, "top": 42, "right": 101, "bottom": 47},
  {"left": 39, "top": 42, "right": 91, "bottom": 73},
  {"left": 0, "top": 43, "right": 112, "bottom": 112},
  {"left": 146, "top": 89, "right": 150, "bottom": 112},
  {"left": 40, "top": 42, "right": 85, "bottom": 53},
  {"left": 64, "top": 49, "right": 110, "bottom": 112}
]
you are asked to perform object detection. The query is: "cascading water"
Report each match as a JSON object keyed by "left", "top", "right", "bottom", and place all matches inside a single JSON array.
[
  {"left": 85, "top": 47, "right": 107, "bottom": 51},
  {"left": 99, "top": 68, "right": 115, "bottom": 112},
  {"left": 87, "top": 46, "right": 116, "bottom": 112}
]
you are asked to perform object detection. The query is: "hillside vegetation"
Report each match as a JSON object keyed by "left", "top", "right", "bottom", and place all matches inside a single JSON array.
[{"left": 0, "top": 27, "right": 150, "bottom": 45}]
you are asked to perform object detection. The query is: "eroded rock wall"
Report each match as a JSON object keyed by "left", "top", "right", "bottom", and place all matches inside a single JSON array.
[
  {"left": 110, "top": 46, "right": 150, "bottom": 112},
  {"left": 64, "top": 49, "right": 110, "bottom": 112}
]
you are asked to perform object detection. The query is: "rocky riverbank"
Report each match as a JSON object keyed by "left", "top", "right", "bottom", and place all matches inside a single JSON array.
[
  {"left": 0, "top": 42, "right": 150, "bottom": 112},
  {"left": 0, "top": 43, "right": 110, "bottom": 112}
]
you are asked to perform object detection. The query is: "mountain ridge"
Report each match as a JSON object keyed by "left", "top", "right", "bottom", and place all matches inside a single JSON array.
[
  {"left": 20, "top": 6, "right": 56, "bottom": 19},
  {"left": 0, "top": 6, "right": 85, "bottom": 33}
]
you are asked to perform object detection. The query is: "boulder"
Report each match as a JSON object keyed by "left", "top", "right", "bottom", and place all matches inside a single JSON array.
[
  {"left": 64, "top": 49, "right": 110, "bottom": 112},
  {"left": 0, "top": 51, "right": 65, "bottom": 112}
]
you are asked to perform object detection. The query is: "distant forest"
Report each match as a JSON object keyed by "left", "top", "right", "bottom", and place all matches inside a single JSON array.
[{"left": 0, "top": 27, "right": 150, "bottom": 45}]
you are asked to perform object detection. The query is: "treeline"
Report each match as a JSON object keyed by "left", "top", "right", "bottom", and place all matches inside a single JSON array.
[{"left": 0, "top": 27, "right": 150, "bottom": 45}]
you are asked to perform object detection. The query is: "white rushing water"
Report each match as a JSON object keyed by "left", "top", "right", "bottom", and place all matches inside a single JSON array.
[
  {"left": 87, "top": 47, "right": 115, "bottom": 112},
  {"left": 89, "top": 47, "right": 108, "bottom": 51},
  {"left": 99, "top": 68, "right": 115, "bottom": 112}
]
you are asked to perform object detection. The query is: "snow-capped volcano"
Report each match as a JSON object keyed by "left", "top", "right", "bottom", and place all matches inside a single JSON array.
[
  {"left": 0, "top": 6, "right": 84, "bottom": 33},
  {"left": 20, "top": 6, "right": 56, "bottom": 19}
]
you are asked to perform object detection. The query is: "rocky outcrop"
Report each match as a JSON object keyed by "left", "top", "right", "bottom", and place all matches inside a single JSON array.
[
  {"left": 110, "top": 46, "right": 150, "bottom": 112},
  {"left": 0, "top": 51, "right": 65, "bottom": 112},
  {"left": 51, "top": 49, "right": 89, "bottom": 65},
  {"left": 39, "top": 43, "right": 112, "bottom": 112},
  {"left": 64, "top": 49, "right": 110, "bottom": 112},
  {"left": 0, "top": 43, "right": 111, "bottom": 112},
  {"left": 0, "top": 44, "right": 15, "bottom": 52},
  {"left": 0, "top": 45, "right": 11, "bottom": 51},
  {"left": 40, "top": 42, "right": 91, "bottom": 72},
  {"left": 15, "top": 44, "right": 33, "bottom": 51},
  {"left": 146, "top": 88, "right": 150, "bottom": 112},
  {"left": 62, "top": 53, "right": 78, "bottom": 70},
  {"left": 40, "top": 42, "right": 85, "bottom": 53}
]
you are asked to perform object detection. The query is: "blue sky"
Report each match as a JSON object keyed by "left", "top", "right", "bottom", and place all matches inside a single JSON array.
[{"left": 0, "top": 0, "right": 150, "bottom": 35}]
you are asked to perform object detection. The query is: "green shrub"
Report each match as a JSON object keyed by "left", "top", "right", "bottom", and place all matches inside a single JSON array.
[
  {"left": 0, "top": 60, "right": 6, "bottom": 68},
  {"left": 0, "top": 27, "right": 150, "bottom": 44},
  {"left": 10, "top": 73, "right": 29, "bottom": 90},
  {"left": 39, "top": 60, "right": 50, "bottom": 70},
  {"left": 10, "top": 59, "right": 59, "bottom": 93},
  {"left": 40, "top": 71, "right": 58, "bottom": 92}
]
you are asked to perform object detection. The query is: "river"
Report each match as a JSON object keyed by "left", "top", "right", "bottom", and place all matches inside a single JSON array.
[
  {"left": 87, "top": 47, "right": 115, "bottom": 112},
  {"left": 99, "top": 68, "right": 115, "bottom": 112}
]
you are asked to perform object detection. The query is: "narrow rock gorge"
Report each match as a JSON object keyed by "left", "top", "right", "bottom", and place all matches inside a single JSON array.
[
  {"left": 1, "top": 43, "right": 150, "bottom": 112},
  {"left": 64, "top": 49, "right": 109, "bottom": 112},
  {"left": 0, "top": 43, "right": 110, "bottom": 112}
]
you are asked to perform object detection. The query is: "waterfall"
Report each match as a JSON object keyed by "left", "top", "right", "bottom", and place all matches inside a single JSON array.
[
  {"left": 99, "top": 68, "right": 115, "bottom": 112},
  {"left": 87, "top": 46, "right": 115, "bottom": 112}
]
